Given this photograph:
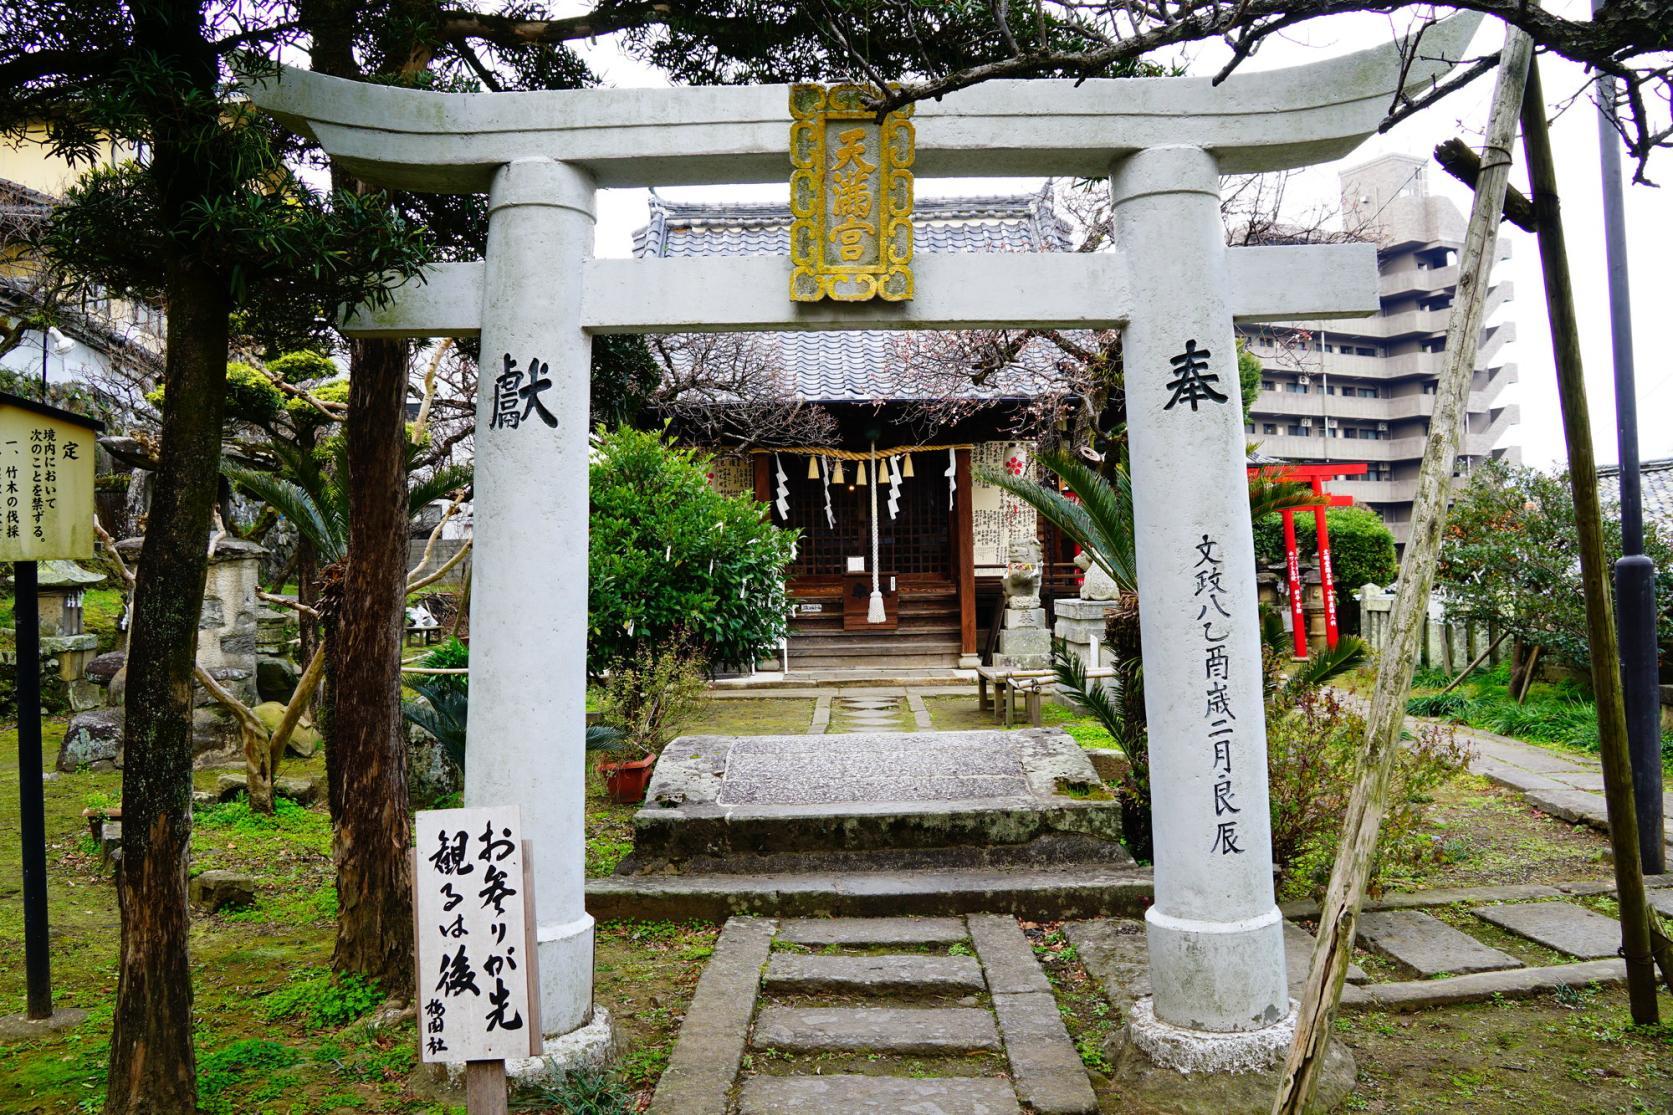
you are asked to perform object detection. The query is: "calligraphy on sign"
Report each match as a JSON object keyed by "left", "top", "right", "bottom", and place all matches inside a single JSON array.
[
  {"left": 414, "top": 806, "right": 541, "bottom": 1063},
  {"left": 788, "top": 83, "right": 914, "bottom": 303},
  {"left": 0, "top": 394, "right": 100, "bottom": 563},
  {"left": 490, "top": 353, "right": 559, "bottom": 432}
]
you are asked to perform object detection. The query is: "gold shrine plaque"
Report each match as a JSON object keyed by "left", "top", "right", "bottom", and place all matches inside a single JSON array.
[
  {"left": 0, "top": 393, "right": 100, "bottom": 562},
  {"left": 789, "top": 83, "right": 915, "bottom": 302}
]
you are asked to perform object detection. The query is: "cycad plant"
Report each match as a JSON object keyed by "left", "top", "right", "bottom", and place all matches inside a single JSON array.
[
  {"left": 207, "top": 441, "right": 472, "bottom": 811},
  {"left": 985, "top": 447, "right": 1327, "bottom": 860}
]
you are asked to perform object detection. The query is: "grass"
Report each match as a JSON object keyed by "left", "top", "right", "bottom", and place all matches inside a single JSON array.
[
  {"left": 922, "top": 694, "right": 1117, "bottom": 748},
  {"left": 0, "top": 718, "right": 705, "bottom": 1113},
  {"left": 1400, "top": 663, "right": 1673, "bottom": 770}
]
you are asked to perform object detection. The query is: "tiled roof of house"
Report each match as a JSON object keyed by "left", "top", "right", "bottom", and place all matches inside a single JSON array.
[
  {"left": 1598, "top": 457, "right": 1673, "bottom": 538},
  {"left": 633, "top": 190, "right": 1078, "bottom": 403}
]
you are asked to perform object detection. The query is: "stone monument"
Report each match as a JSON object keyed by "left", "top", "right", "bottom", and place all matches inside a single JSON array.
[
  {"left": 242, "top": 13, "right": 1481, "bottom": 1090},
  {"left": 1054, "top": 551, "right": 1117, "bottom": 679},
  {"left": 992, "top": 537, "right": 1050, "bottom": 669}
]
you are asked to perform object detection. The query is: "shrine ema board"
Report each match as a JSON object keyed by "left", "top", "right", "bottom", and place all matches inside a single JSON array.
[
  {"left": 0, "top": 394, "right": 100, "bottom": 562},
  {"left": 415, "top": 806, "right": 541, "bottom": 1062}
]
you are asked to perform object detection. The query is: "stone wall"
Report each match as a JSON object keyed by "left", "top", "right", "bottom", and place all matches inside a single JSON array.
[{"left": 1356, "top": 583, "right": 1507, "bottom": 672}]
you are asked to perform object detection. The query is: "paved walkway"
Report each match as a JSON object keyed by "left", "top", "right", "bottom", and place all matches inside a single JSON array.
[
  {"left": 1328, "top": 689, "right": 1673, "bottom": 856},
  {"left": 1440, "top": 721, "right": 1673, "bottom": 856},
  {"left": 648, "top": 915, "right": 1097, "bottom": 1115}
]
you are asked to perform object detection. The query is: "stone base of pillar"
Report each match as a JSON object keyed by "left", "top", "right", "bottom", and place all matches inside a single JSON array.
[
  {"left": 436, "top": 1007, "right": 622, "bottom": 1091},
  {"left": 958, "top": 652, "right": 982, "bottom": 670},
  {"left": 1105, "top": 999, "right": 1355, "bottom": 1114},
  {"left": 1053, "top": 597, "right": 1114, "bottom": 679},
  {"left": 1145, "top": 905, "right": 1288, "bottom": 1033},
  {"left": 538, "top": 911, "right": 597, "bottom": 1036}
]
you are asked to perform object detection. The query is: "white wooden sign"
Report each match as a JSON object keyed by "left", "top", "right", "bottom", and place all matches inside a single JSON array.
[{"left": 414, "top": 806, "right": 541, "bottom": 1063}]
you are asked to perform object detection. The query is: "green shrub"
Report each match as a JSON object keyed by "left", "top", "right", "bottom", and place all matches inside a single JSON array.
[
  {"left": 1267, "top": 688, "right": 1466, "bottom": 897},
  {"left": 526, "top": 1068, "right": 634, "bottom": 1115},
  {"left": 597, "top": 640, "right": 710, "bottom": 756},
  {"left": 1407, "top": 692, "right": 1469, "bottom": 719},
  {"left": 1252, "top": 505, "right": 1397, "bottom": 627},
  {"left": 261, "top": 968, "right": 382, "bottom": 1031},
  {"left": 589, "top": 426, "right": 796, "bottom": 675}
]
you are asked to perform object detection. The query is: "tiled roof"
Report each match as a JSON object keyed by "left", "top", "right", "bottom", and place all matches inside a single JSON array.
[
  {"left": 1598, "top": 457, "right": 1673, "bottom": 538},
  {"left": 633, "top": 190, "right": 1077, "bottom": 402}
]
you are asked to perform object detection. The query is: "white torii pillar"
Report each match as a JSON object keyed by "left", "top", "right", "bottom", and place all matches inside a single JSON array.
[
  {"left": 466, "top": 157, "right": 599, "bottom": 1038},
  {"left": 1114, "top": 146, "right": 1287, "bottom": 1036}
]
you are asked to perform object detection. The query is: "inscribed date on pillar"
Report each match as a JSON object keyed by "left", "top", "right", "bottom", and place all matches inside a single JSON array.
[{"left": 414, "top": 806, "right": 541, "bottom": 1062}]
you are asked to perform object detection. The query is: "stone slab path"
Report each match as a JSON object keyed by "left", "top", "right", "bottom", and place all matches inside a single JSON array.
[
  {"left": 1355, "top": 910, "right": 1522, "bottom": 977},
  {"left": 648, "top": 915, "right": 1097, "bottom": 1115},
  {"left": 1471, "top": 900, "right": 1623, "bottom": 959}
]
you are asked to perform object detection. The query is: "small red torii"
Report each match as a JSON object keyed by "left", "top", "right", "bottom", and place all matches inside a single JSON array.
[{"left": 1247, "top": 462, "right": 1367, "bottom": 658}]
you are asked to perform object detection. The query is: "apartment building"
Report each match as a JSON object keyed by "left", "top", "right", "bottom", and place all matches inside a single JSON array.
[{"left": 1239, "top": 153, "right": 1519, "bottom": 545}]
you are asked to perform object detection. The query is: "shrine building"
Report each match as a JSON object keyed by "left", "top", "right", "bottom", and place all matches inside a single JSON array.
[{"left": 637, "top": 191, "right": 1077, "bottom": 674}]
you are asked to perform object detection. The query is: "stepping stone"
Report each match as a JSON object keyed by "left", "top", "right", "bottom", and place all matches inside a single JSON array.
[
  {"left": 753, "top": 1006, "right": 1000, "bottom": 1054},
  {"left": 739, "top": 1075, "right": 1020, "bottom": 1115},
  {"left": 1471, "top": 901, "right": 1621, "bottom": 959},
  {"left": 968, "top": 914, "right": 1052, "bottom": 994},
  {"left": 778, "top": 917, "right": 969, "bottom": 947},
  {"left": 1283, "top": 922, "right": 1368, "bottom": 989},
  {"left": 991, "top": 991, "right": 1098, "bottom": 1114},
  {"left": 764, "top": 953, "right": 986, "bottom": 995},
  {"left": 1356, "top": 910, "right": 1521, "bottom": 977},
  {"left": 648, "top": 917, "right": 776, "bottom": 1115},
  {"left": 1652, "top": 889, "right": 1673, "bottom": 919}
]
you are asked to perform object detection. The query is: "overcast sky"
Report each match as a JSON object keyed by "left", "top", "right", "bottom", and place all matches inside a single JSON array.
[{"left": 564, "top": 2, "right": 1671, "bottom": 470}]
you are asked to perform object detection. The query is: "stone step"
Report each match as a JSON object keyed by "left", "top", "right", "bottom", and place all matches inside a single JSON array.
[
  {"left": 763, "top": 953, "right": 986, "bottom": 996},
  {"left": 628, "top": 730, "right": 1125, "bottom": 874},
  {"left": 753, "top": 1006, "right": 1001, "bottom": 1054},
  {"left": 1282, "top": 922, "right": 1369, "bottom": 987},
  {"left": 778, "top": 916, "right": 969, "bottom": 947},
  {"left": 587, "top": 865, "right": 1151, "bottom": 922},
  {"left": 739, "top": 1075, "right": 1020, "bottom": 1115},
  {"left": 1356, "top": 910, "right": 1522, "bottom": 977},
  {"left": 1470, "top": 901, "right": 1621, "bottom": 959}
]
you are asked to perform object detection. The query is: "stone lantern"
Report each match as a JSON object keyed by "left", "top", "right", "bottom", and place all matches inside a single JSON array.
[{"left": 35, "top": 560, "right": 105, "bottom": 688}]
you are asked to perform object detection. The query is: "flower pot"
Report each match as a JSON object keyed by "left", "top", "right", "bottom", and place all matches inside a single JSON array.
[
  {"left": 599, "top": 755, "right": 656, "bottom": 804},
  {"left": 83, "top": 806, "right": 121, "bottom": 840}
]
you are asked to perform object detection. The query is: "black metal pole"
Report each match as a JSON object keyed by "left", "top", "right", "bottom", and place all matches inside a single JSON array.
[
  {"left": 1591, "top": 1, "right": 1664, "bottom": 874},
  {"left": 15, "top": 559, "right": 52, "bottom": 1019}
]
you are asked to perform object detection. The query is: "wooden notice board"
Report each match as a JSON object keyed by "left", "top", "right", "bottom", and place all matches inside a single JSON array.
[{"left": 0, "top": 393, "right": 100, "bottom": 562}]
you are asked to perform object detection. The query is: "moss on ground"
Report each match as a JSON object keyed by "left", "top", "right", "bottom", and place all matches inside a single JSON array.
[{"left": 923, "top": 694, "right": 1117, "bottom": 748}]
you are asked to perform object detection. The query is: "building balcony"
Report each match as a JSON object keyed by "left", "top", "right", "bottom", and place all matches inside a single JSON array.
[
  {"left": 1379, "top": 264, "right": 1458, "bottom": 298},
  {"left": 1254, "top": 433, "right": 1429, "bottom": 463}
]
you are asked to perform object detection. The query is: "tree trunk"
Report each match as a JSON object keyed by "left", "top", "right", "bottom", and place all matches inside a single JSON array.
[
  {"left": 105, "top": 258, "right": 229, "bottom": 1113},
  {"left": 327, "top": 336, "right": 415, "bottom": 991}
]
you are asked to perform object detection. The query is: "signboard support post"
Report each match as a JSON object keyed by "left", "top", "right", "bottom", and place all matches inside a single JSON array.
[
  {"left": 15, "top": 558, "right": 52, "bottom": 1020},
  {"left": 464, "top": 1062, "right": 509, "bottom": 1115}
]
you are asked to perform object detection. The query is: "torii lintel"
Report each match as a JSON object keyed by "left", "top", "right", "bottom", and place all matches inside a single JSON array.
[{"left": 240, "top": 14, "right": 1483, "bottom": 193}]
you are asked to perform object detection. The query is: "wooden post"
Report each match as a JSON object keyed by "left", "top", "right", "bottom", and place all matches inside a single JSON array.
[
  {"left": 955, "top": 448, "right": 976, "bottom": 658},
  {"left": 1272, "top": 28, "right": 1536, "bottom": 1114},
  {"left": 1519, "top": 56, "right": 1671, "bottom": 1020},
  {"left": 465, "top": 1061, "right": 509, "bottom": 1115}
]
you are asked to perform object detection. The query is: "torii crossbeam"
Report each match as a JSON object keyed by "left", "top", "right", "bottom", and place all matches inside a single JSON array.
[{"left": 244, "top": 13, "right": 1482, "bottom": 1067}]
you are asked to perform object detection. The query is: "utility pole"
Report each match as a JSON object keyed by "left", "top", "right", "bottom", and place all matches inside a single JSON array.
[{"left": 1592, "top": 0, "right": 1663, "bottom": 875}]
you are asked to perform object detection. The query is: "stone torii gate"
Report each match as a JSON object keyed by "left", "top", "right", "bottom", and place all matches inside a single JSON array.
[{"left": 246, "top": 14, "right": 1478, "bottom": 1066}]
